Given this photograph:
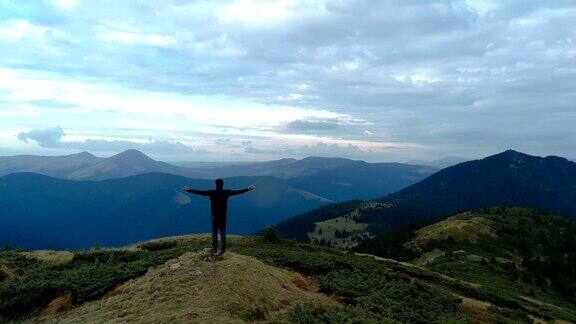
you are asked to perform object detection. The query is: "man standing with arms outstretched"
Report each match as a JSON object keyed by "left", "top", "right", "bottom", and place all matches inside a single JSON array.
[{"left": 183, "top": 179, "right": 255, "bottom": 255}]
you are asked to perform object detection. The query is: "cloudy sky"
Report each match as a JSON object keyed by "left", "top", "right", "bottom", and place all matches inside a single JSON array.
[{"left": 1, "top": 0, "right": 575, "bottom": 162}]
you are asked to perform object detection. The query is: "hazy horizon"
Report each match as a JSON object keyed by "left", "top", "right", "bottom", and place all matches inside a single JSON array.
[
  {"left": 2, "top": 1, "right": 575, "bottom": 162},
  {"left": 2, "top": 147, "right": 573, "bottom": 167}
]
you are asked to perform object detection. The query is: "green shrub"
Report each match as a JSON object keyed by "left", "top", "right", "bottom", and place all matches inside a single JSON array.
[
  {"left": 1, "top": 244, "right": 15, "bottom": 251},
  {"left": 359, "top": 282, "right": 461, "bottom": 323},
  {"left": 0, "top": 249, "right": 183, "bottom": 321},
  {"left": 289, "top": 302, "right": 383, "bottom": 324},
  {"left": 320, "top": 269, "right": 391, "bottom": 299},
  {"left": 263, "top": 226, "right": 278, "bottom": 242},
  {"left": 319, "top": 268, "right": 461, "bottom": 323},
  {"left": 0, "top": 252, "right": 42, "bottom": 275},
  {"left": 138, "top": 241, "right": 178, "bottom": 251}
]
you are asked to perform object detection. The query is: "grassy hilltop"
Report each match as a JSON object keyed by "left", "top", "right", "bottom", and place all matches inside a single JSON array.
[{"left": 1, "top": 207, "right": 576, "bottom": 323}]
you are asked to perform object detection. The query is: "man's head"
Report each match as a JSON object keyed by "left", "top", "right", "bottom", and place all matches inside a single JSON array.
[{"left": 215, "top": 178, "right": 224, "bottom": 189}]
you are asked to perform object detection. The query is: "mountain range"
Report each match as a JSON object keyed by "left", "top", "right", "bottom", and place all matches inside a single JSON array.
[
  {"left": 0, "top": 150, "right": 440, "bottom": 249},
  {"left": 0, "top": 150, "right": 437, "bottom": 201},
  {"left": 4, "top": 149, "right": 576, "bottom": 251},
  {"left": 183, "top": 155, "right": 438, "bottom": 201},
  {"left": 275, "top": 150, "right": 576, "bottom": 246},
  {"left": 384, "top": 149, "right": 576, "bottom": 216},
  {"left": 0, "top": 150, "right": 182, "bottom": 181}
]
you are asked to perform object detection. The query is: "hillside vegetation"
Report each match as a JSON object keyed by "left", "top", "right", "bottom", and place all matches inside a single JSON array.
[
  {"left": 360, "top": 207, "right": 576, "bottom": 322},
  {"left": 2, "top": 212, "right": 576, "bottom": 323},
  {"left": 276, "top": 150, "right": 576, "bottom": 253},
  {"left": 276, "top": 200, "right": 439, "bottom": 246}
]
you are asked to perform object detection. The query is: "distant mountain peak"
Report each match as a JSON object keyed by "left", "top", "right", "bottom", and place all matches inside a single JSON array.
[
  {"left": 69, "top": 151, "right": 97, "bottom": 159},
  {"left": 298, "top": 156, "right": 362, "bottom": 166},
  {"left": 487, "top": 149, "right": 533, "bottom": 162},
  {"left": 301, "top": 156, "right": 348, "bottom": 162},
  {"left": 116, "top": 149, "right": 147, "bottom": 156},
  {"left": 110, "top": 149, "right": 153, "bottom": 162},
  {"left": 500, "top": 149, "right": 524, "bottom": 156},
  {"left": 382, "top": 149, "right": 576, "bottom": 217}
]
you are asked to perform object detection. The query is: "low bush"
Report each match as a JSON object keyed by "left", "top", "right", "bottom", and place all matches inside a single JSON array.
[
  {"left": 138, "top": 240, "right": 178, "bottom": 251},
  {"left": 289, "top": 302, "right": 383, "bottom": 324},
  {"left": 0, "top": 252, "right": 42, "bottom": 275},
  {"left": 319, "top": 269, "right": 461, "bottom": 323},
  {"left": 262, "top": 226, "right": 278, "bottom": 242}
]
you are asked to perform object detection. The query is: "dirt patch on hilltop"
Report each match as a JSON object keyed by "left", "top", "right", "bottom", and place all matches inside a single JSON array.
[{"left": 40, "top": 292, "right": 73, "bottom": 317}]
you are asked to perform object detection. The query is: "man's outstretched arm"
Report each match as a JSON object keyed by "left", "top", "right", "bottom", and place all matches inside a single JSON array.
[
  {"left": 228, "top": 185, "right": 256, "bottom": 196},
  {"left": 182, "top": 186, "right": 210, "bottom": 196}
]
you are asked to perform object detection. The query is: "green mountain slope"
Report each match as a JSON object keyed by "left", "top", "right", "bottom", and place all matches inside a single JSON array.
[
  {"left": 274, "top": 150, "right": 576, "bottom": 247},
  {"left": 383, "top": 150, "right": 576, "bottom": 217},
  {"left": 274, "top": 200, "right": 438, "bottom": 247},
  {"left": 2, "top": 218, "right": 575, "bottom": 323},
  {"left": 360, "top": 207, "right": 576, "bottom": 321}
]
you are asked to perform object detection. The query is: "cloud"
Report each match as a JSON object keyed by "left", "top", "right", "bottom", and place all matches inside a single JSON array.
[
  {"left": 0, "top": 67, "right": 342, "bottom": 131},
  {"left": 51, "top": 0, "right": 79, "bottom": 10},
  {"left": 72, "top": 139, "right": 205, "bottom": 155},
  {"left": 279, "top": 117, "right": 378, "bottom": 140},
  {"left": 245, "top": 142, "right": 368, "bottom": 159},
  {"left": 95, "top": 27, "right": 177, "bottom": 47},
  {"left": 0, "top": 19, "right": 65, "bottom": 42},
  {"left": 285, "top": 119, "right": 341, "bottom": 131},
  {"left": 3, "top": 1, "right": 576, "bottom": 160},
  {"left": 17, "top": 126, "right": 65, "bottom": 148},
  {"left": 17, "top": 126, "right": 205, "bottom": 155}
]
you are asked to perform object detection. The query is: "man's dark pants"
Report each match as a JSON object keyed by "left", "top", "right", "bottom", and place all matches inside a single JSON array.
[{"left": 211, "top": 216, "right": 226, "bottom": 253}]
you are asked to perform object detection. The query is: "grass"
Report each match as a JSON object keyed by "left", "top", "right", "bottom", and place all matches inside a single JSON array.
[
  {"left": 20, "top": 251, "right": 74, "bottom": 266},
  {"left": 456, "top": 298, "right": 493, "bottom": 323},
  {"left": 408, "top": 214, "right": 497, "bottom": 249},
  {"left": 404, "top": 207, "right": 576, "bottom": 322},
  {"left": 307, "top": 213, "right": 371, "bottom": 250},
  {"left": 0, "top": 246, "right": 196, "bottom": 321},
  {"left": 50, "top": 252, "right": 332, "bottom": 323},
  {"left": 412, "top": 248, "right": 445, "bottom": 266}
]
